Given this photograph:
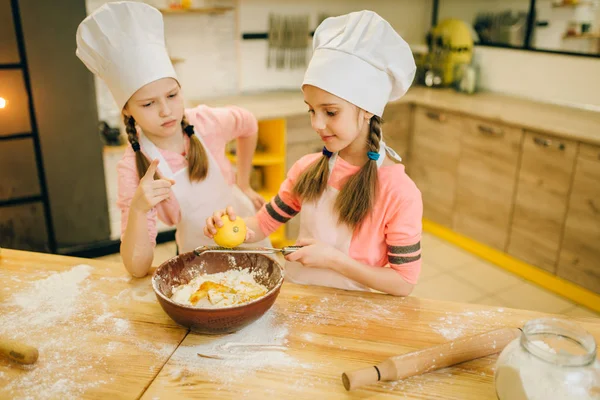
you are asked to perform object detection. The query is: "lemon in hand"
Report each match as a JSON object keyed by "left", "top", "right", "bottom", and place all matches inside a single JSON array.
[{"left": 213, "top": 215, "right": 246, "bottom": 248}]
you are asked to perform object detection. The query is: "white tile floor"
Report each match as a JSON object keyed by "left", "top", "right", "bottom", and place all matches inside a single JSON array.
[{"left": 95, "top": 231, "right": 600, "bottom": 318}]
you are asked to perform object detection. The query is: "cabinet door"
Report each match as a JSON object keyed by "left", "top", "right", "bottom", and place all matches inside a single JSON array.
[
  {"left": 508, "top": 132, "right": 577, "bottom": 273},
  {"left": 454, "top": 118, "right": 523, "bottom": 250},
  {"left": 557, "top": 143, "right": 600, "bottom": 293},
  {"left": 409, "top": 107, "right": 464, "bottom": 227},
  {"left": 382, "top": 103, "right": 412, "bottom": 163}
]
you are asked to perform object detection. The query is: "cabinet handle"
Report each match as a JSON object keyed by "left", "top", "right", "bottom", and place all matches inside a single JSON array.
[
  {"left": 533, "top": 137, "right": 566, "bottom": 151},
  {"left": 425, "top": 111, "right": 446, "bottom": 122},
  {"left": 478, "top": 124, "right": 504, "bottom": 137}
]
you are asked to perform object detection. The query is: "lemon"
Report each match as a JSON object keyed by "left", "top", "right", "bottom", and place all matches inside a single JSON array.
[{"left": 213, "top": 215, "right": 246, "bottom": 248}]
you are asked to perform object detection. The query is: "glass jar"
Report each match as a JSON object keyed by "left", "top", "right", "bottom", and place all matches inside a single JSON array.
[{"left": 495, "top": 318, "right": 600, "bottom": 400}]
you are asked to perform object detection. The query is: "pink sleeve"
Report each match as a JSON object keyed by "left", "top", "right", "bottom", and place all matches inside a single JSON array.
[
  {"left": 116, "top": 149, "right": 158, "bottom": 246},
  {"left": 187, "top": 105, "right": 258, "bottom": 143},
  {"left": 385, "top": 181, "right": 423, "bottom": 285},
  {"left": 256, "top": 154, "right": 320, "bottom": 236}
]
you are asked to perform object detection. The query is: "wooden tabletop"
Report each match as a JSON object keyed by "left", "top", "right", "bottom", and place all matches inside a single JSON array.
[
  {"left": 1, "top": 249, "right": 599, "bottom": 399},
  {"left": 192, "top": 87, "right": 600, "bottom": 146}
]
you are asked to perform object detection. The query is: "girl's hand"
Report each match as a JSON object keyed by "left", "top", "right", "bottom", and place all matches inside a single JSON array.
[
  {"left": 131, "top": 159, "right": 175, "bottom": 213},
  {"left": 203, "top": 206, "right": 255, "bottom": 241},
  {"left": 284, "top": 238, "right": 343, "bottom": 270},
  {"left": 240, "top": 186, "right": 266, "bottom": 211}
]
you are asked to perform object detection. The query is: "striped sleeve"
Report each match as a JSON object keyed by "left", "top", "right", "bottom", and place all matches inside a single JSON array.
[{"left": 385, "top": 184, "right": 423, "bottom": 285}]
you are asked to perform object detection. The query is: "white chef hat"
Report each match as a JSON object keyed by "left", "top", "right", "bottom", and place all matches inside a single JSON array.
[
  {"left": 76, "top": 1, "right": 177, "bottom": 111},
  {"left": 302, "top": 10, "right": 416, "bottom": 117}
]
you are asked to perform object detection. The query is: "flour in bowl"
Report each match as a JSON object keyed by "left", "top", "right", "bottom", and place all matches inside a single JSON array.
[{"left": 170, "top": 270, "right": 268, "bottom": 308}]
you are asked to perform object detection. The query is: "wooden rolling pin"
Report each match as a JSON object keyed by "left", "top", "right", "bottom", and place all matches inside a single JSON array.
[
  {"left": 0, "top": 337, "right": 39, "bottom": 365},
  {"left": 342, "top": 327, "right": 521, "bottom": 391}
]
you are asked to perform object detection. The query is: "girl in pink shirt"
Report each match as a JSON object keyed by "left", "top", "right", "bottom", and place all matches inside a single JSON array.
[
  {"left": 205, "top": 11, "right": 423, "bottom": 296},
  {"left": 76, "top": 2, "right": 266, "bottom": 277}
]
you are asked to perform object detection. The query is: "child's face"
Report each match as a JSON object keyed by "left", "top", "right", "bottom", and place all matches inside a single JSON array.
[
  {"left": 302, "top": 85, "right": 372, "bottom": 153},
  {"left": 124, "top": 78, "right": 184, "bottom": 137}
]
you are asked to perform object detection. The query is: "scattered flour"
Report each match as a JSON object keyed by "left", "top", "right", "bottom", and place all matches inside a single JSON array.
[
  {"left": 169, "top": 310, "right": 306, "bottom": 385},
  {"left": 430, "top": 309, "right": 510, "bottom": 340},
  {"left": 0, "top": 265, "right": 177, "bottom": 400}
]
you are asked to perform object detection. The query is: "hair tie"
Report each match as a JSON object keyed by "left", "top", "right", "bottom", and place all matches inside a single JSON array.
[
  {"left": 131, "top": 141, "right": 140, "bottom": 152},
  {"left": 183, "top": 124, "right": 195, "bottom": 137},
  {"left": 367, "top": 151, "right": 380, "bottom": 161},
  {"left": 322, "top": 147, "right": 333, "bottom": 158}
]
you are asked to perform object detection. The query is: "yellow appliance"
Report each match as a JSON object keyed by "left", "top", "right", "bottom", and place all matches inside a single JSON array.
[{"left": 424, "top": 19, "right": 474, "bottom": 86}]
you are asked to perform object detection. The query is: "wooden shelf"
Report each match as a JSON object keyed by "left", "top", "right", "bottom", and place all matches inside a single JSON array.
[
  {"left": 158, "top": 7, "right": 233, "bottom": 15},
  {"left": 226, "top": 152, "right": 284, "bottom": 166}
]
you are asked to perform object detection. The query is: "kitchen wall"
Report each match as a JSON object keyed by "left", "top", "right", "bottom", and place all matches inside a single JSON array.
[
  {"left": 88, "top": 0, "right": 600, "bottom": 125},
  {"left": 474, "top": 46, "right": 600, "bottom": 109},
  {"left": 237, "top": 0, "right": 434, "bottom": 93}
]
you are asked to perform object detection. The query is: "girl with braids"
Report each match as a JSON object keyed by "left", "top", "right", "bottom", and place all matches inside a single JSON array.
[
  {"left": 204, "top": 11, "right": 423, "bottom": 296},
  {"left": 76, "top": 2, "right": 266, "bottom": 277}
]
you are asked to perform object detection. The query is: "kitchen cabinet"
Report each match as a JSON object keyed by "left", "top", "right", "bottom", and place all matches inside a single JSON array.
[
  {"left": 508, "top": 131, "right": 578, "bottom": 273},
  {"left": 409, "top": 106, "right": 464, "bottom": 227},
  {"left": 454, "top": 118, "right": 523, "bottom": 250},
  {"left": 557, "top": 143, "right": 600, "bottom": 293}
]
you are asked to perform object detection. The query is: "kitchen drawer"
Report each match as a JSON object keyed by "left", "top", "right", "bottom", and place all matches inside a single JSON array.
[
  {"left": 508, "top": 131, "right": 578, "bottom": 273},
  {"left": 0, "top": 138, "right": 41, "bottom": 201},
  {"left": 557, "top": 150, "right": 600, "bottom": 293},
  {"left": 409, "top": 106, "right": 464, "bottom": 227},
  {"left": 454, "top": 118, "right": 523, "bottom": 250}
]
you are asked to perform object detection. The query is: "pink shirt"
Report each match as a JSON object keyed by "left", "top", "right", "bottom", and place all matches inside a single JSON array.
[
  {"left": 257, "top": 154, "right": 423, "bottom": 284},
  {"left": 116, "top": 105, "right": 258, "bottom": 245}
]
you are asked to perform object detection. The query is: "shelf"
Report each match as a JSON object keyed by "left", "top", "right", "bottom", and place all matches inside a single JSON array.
[
  {"left": 170, "top": 57, "right": 185, "bottom": 64},
  {"left": 226, "top": 152, "right": 285, "bottom": 166},
  {"left": 158, "top": 7, "right": 234, "bottom": 15}
]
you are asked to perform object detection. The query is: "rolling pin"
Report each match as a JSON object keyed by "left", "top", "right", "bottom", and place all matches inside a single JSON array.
[
  {"left": 342, "top": 327, "right": 521, "bottom": 391},
  {"left": 0, "top": 337, "right": 39, "bottom": 365}
]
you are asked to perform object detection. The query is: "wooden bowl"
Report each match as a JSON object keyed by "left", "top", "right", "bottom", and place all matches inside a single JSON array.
[{"left": 152, "top": 250, "right": 284, "bottom": 334}]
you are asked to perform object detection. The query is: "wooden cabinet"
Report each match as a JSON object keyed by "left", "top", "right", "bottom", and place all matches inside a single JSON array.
[
  {"left": 508, "top": 131, "right": 578, "bottom": 273},
  {"left": 454, "top": 119, "right": 523, "bottom": 250},
  {"left": 557, "top": 143, "right": 600, "bottom": 293},
  {"left": 409, "top": 107, "right": 464, "bottom": 227},
  {"left": 382, "top": 103, "right": 413, "bottom": 163}
]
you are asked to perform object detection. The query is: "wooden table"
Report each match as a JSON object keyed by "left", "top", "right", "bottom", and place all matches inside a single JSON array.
[{"left": 1, "top": 249, "right": 599, "bottom": 399}]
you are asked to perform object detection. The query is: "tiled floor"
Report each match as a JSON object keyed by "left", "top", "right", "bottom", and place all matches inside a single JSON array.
[{"left": 95, "top": 231, "right": 599, "bottom": 318}]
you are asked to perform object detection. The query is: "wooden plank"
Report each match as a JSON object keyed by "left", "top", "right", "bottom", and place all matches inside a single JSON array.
[
  {"left": 454, "top": 118, "right": 523, "bottom": 250},
  {"left": 508, "top": 131, "right": 578, "bottom": 273},
  {"left": 141, "top": 283, "right": 600, "bottom": 399},
  {"left": 0, "top": 250, "right": 188, "bottom": 400}
]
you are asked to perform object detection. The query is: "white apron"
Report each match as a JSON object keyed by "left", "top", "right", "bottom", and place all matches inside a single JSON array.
[
  {"left": 285, "top": 139, "right": 401, "bottom": 291},
  {"left": 139, "top": 131, "right": 269, "bottom": 253}
]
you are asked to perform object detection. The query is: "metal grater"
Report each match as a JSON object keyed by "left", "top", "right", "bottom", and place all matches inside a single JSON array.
[{"left": 193, "top": 245, "right": 302, "bottom": 257}]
